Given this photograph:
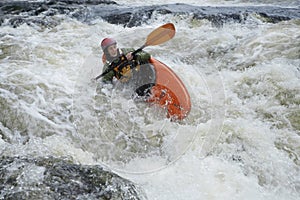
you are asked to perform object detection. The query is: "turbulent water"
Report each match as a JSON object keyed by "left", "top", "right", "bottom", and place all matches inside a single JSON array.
[{"left": 1, "top": 0, "right": 300, "bottom": 199}]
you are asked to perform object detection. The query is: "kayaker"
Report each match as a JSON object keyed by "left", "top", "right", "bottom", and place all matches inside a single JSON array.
[{"left": 100, "top": 38, "right": 151, "bottom": 83}]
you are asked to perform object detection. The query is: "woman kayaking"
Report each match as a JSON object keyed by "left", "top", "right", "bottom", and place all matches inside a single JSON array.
[
  {"left": 100, "top": 38, "right": 151, "bottom": 83},
  {"left": 95, "top": 24, "right": 191, "bottom": 120}
]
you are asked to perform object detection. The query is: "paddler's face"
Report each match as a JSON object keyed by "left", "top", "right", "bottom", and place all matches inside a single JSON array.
[{"left": 107, "top": 44, "right": 118, "bottom": 57}]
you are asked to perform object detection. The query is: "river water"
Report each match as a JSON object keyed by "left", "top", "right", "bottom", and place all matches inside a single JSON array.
[{"left": 0, "top": 0, "right": 299, "bottom": 199}]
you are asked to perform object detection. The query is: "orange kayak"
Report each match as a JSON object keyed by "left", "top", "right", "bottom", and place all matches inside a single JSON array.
[{"left": 145, "top": 58, "right": 191, "bottom": 120}]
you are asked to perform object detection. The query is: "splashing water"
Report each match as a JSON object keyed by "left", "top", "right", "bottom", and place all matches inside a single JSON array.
[{"left": 0, "top": 0, "right": 299, "bottom": 199}]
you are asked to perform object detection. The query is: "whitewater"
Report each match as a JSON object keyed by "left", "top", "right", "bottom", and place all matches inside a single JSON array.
[{"left": 0, "top": 0, "right": 299, "bottom": 199}]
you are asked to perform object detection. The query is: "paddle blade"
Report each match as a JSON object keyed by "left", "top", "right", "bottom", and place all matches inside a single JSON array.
[{"left": 145, "top": 23, "right": 176, "bottom": 47}]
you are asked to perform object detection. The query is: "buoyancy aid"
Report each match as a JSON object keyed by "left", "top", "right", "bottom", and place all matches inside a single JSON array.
[{"left": 102, "top": 48, "right": 139, "bottom": 82}]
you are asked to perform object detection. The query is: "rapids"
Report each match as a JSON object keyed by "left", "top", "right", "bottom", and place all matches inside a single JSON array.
[{"left": 0, "top": 0, "right": 299, "bottom": 199}]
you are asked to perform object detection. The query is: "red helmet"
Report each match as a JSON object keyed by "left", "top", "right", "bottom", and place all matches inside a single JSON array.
[{"left": 101, "top": 38, "right": 117, "bottom": 51}]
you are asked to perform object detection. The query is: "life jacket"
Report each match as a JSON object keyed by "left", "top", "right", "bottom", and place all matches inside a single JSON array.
[{"left": 102, "top": 48, "right": 139, "bottom": 82}]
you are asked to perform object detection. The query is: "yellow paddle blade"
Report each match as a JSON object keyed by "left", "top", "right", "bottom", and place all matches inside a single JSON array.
[{"left": 145, "top": 23, "right": 176, "bottom": 46}]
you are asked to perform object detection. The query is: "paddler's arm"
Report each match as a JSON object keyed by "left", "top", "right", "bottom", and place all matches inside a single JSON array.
[
  {"left": 122, "top": 48, "right": 151, "bottom": 64},
  {"left": 101, "top": 62, "right": 115, "bottom": 83},
  {"left": 133, "top": 50, "right": 151, "bottom": 64}
]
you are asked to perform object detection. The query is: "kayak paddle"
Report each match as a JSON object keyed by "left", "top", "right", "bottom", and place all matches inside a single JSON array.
[{"left": 94, "top": 23, "right": 176, "bottom": 80}]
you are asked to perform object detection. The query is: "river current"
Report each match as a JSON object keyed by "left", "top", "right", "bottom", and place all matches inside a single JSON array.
[{"left": 0, "top": 0, "right": 299, "bottom": 199}]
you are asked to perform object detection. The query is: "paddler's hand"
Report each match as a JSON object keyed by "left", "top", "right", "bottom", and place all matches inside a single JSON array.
[{"left": 126, "top": 52, "right": 133, "bottom": 60}]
